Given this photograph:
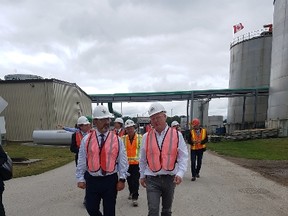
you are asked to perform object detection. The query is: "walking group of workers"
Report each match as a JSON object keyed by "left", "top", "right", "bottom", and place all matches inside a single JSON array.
[{"left": 67, "top": 102, "right": 208, "bottom": 216}]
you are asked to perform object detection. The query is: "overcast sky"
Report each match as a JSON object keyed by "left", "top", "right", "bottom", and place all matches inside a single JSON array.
[{"left": 0, "top": 0, "right": 273, "bottom": 118}]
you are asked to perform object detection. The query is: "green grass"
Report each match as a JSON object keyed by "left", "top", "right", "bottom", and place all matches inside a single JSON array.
[
  {"left": 208, "top": 137, "right": 288, "bottom": 160},
  {"left": 3, "top": 143, "right": 74, "bottom": 178}
]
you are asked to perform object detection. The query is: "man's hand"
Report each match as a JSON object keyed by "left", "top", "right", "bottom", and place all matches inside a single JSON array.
[
  {"left": 57, "top": 124, "right": 64, "bottom": 129},
  {"left": 116, "top": 181, "right": 125, "bottom": 191},
  {"left": 140, "top": 178, "right": 146, "bottom": 188},
  {"left": 173, "top": 175, "right": 182, "bottom": 185},
  {"left": 77, "top": 182, "right": 86, "bottom": 189}
]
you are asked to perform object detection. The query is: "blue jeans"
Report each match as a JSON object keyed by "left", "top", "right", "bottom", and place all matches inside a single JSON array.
[
  {"left": 190, "top": 149, "right": 204, "bottom": 177},
  {"left": 146, "top": 175, "right": 176, "bottom": 216}
]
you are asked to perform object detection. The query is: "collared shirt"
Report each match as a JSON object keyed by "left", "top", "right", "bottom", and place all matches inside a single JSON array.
[
  {"left": 139, "top": 125, "right": 188, "bottom": 179},
  {"left": 76, "top": 129, "right": 129, "bottom": 183}
]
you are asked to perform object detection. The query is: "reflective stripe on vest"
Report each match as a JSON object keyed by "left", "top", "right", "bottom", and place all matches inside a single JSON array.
[
  {"left": 122, "top": 134, "right": 142, "bottom": 165},
  {"left": 191, "top": 128, "right": 207, "bottom": 150},
  {"left": 86, "top": 131, "right": 119, "bottom": 173},
  {"left": 146, "top": 128, "right": 179, "bottom": 172},
  {"left": 76, "top": 131, "right": 84, "bottom": 148}
]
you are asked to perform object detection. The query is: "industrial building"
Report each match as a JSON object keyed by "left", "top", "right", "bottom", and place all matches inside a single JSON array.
[{"left": 0, "top": 76, "right": 92, "bottom": 141}]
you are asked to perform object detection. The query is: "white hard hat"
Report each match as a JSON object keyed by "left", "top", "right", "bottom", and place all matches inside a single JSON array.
[
  {"left": 92, "top": 105, "right": 114, "bottom": 119},
  {"left": 77, "top": 116, "right": 90, "bottom": 125},
  {"left": 148, "top": 102, "right": 166, "bottom": 117},
  {"left": 125, "top": 119, "right": 135, "bottom": 128},
  {"left": 114, "top": 117, "right": 124, "bottom": 124},
  {"left": 171, "top": 121, "right": 179, "bottom": 127}
]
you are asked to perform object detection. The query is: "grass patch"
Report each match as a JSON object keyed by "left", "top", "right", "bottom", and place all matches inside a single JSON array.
[
  {"left": 208, "top": 137, "right": 288, "bottom": 160},
  {"left": 3, "top": 143, "right": 74, "bottom": 178}
]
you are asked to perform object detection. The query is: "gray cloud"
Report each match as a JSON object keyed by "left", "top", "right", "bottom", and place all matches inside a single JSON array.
[{"left": 0, "top": 0, "right": 273, "bottom": 117}]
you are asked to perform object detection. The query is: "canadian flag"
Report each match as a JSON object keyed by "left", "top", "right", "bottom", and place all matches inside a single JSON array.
[{"left": 233, "top": 23, "right": 244, "bottom": 34}]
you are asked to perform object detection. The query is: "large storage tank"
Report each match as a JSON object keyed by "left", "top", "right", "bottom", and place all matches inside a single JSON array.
[
  {"left": 267, "top": 0, "right": 288, "bottom": 136},
  {"left": 227, "top": 30, "right": 272, "bottom": 133},
  {"left": 192, "top": 100, "right": 209, "bottom": 128}
]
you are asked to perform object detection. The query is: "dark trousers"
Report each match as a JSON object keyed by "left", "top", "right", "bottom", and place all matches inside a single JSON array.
[
  {"left": 191, "top": 149, "right": 204, "bottom": 177},
  {"left": 0, "top": 183, "right": 5, "bottom": 216},
  {"left": 127, "top": 164, "right": 140, "bottom": 200},
  {"left": 74, "top": 153, "right": 79, "bottom": 166},
  {"left": 85, "top": 172, "right": 118, "bottom": 216}
]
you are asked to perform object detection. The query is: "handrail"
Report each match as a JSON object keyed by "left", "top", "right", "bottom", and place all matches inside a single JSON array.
[{"left": 230, "top": 28, "right": 272, "bottom": 48}]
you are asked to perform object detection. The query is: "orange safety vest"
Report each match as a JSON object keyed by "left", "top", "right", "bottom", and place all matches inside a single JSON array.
[
  {"left": 146, "top": 128, "right": 179, "bottom": 172},
  {"left": 85, "top": 131, "right": 119, "bottom": 173},
  {"left": 76, "top": 130, "right": 93, "bottom": 148},
  {"left": 122, "top": 133, "right": 142, "bottom": 165},
  {"left": 75, "top": 131, "right": 84, "bottom": 148},
  {"left": 190, "top": 128, "right": 207, "bottom": 150},
  {"left": 114, "top": 128, "right": 125, "bottom": 137}
]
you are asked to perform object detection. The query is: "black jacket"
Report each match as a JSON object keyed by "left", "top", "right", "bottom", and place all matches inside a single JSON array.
[{"left": 0, "top": 146, "right": 8, "bottom": 186}]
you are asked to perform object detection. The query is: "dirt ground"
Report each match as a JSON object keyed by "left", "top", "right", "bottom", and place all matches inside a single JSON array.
[{"left": 209, "top": 151, "right": 288, "bottom": 187}]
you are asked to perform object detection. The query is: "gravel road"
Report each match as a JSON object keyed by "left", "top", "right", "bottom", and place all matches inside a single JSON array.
[{"left": 3, "top": 151, "right": 288, "bottom": 216}]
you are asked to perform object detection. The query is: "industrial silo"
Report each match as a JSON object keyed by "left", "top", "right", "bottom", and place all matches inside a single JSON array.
[
  {"left": 227, "top": 29, "right": 272, "bottom": 133},
  {"left": 192, "top": 100, "right": 209, "bottom": 128},
  {"left": 267, "top": 0, "right": 288, "bottom": 136}
]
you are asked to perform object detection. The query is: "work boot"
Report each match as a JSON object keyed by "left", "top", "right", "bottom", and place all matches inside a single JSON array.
[
  {"left": 128, "top": 194, "right": 132, "bottom": 200},
  {"left": 196, "top": 174, "right": 200, "bottom": 178},
  {"left": 132, "top": 199, "right": 138, "bottom": 207},
  {"left": 191, "top": 177, "right": 196, "bottom": 181}
]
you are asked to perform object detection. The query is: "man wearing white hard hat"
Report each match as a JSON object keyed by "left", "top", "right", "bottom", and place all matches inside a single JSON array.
[
  {"left": 122, "top": 119, "right": 142, "bottom": 207},
  {"left": 70, "top": 116, "right": 92, "bottom": 207},
  {"left": 139, "top": 102, "right": 188, "bottom": 216},
  {"left": 70, "top": 116, "right": 92, "bottom": 165},
  {"left": 171, "top": 120, "right": 180, "bottom": 131},
  {"left": 114, "top": 117, "right": 125, "bottom": 137},
  {"left": 76, "top": 105, "right": 129, "bottom": 216}
]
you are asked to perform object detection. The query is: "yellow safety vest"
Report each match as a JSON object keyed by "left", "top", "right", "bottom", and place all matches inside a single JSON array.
[{"left": 190, "top": 128, "right": 207, "bottom": 150}]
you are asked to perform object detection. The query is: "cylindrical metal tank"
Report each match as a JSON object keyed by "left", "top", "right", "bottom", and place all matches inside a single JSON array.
[
  {"left": 227, "top": 31, "right": 272, "bottom": 133},
  {"left": 267, "top": 0, "right": 288, "bottom": 136},
  {"left": 192, "top": 100, "right": 209, "bottom": 128},
  {"left": 32, "top": 130, "right": 73, "bottom": 145}
]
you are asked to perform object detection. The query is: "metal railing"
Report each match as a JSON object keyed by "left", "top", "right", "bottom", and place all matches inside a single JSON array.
[{"left": 230, "top": 28, "right": 272, "bottom": 48}]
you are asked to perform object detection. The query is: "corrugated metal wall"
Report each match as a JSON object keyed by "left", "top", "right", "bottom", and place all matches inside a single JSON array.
[
  {"left": 0, "top": 79, "right": 92, "bottom": 141},
  {"left": 53, "top": 82, "right": 92, "bottom": 129}
]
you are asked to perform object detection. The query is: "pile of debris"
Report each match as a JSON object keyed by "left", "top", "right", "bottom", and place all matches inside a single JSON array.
[{"left": 228, "top": 128, "right": 279, "bottom": 141}]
